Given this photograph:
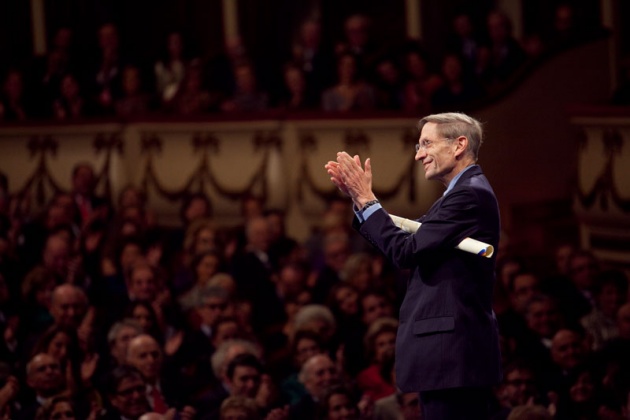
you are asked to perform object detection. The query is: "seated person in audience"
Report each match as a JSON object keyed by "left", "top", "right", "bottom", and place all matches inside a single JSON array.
[
  {"left": 356, "top": 317, "right": 397, "bottom": 401},
  {"left": 35, "top": 394, "right": 83, "bottom": 420},
  {"left": 326, "top": 283, "right": 361, "bottom": 339},
  {"left": 445, "top": 13, "right": 482, "bottom": 72},
  {"left": 599, "top": 302, "right": 630, "bottom": 393},
  {"left": 177, "top": 253, "right": 224, "bottom": 309},
  {"left": 581, "top": 269, "right": 628, "bottom": 351},
  {"left": 372, "top": 55, "right": 405, "bottom": 110},
  {"left": 513, "top": 294, "right": 564, "bottom": 374},
  {"left": 401, "top": 48, "right": 442, "bottom": 114},
  {"left": 277, "top": 63, "right": 317, "bottom": 110},
  {"left": 553, "top": 364, "right": 602, "bottom": 420},
  {"left": 339, "top": 252, "right": 381, "bottom": 294},
  {"left": 172, "top": 218, "right": 218, "bottom": 295},
  {"left": 103, "top": 365, "right": 151, "bottom": 420},
  {"left": 498, "top": 270, "right": 542, "bottom": 341},
  {"left": 169, "top": 59, "right": 214, "bottom": 115},
  {"left": 318, "top": 384, "right": 361, "bottom": 420},
  {"left": 311, "top": 232, "right": 352, "bottom": 303},
  {"left": 373, "top": 352, "right": 421, "bottom": 420},
  {"left": 481, "top": 10, "right": 526, "bottom": 89},
  {"left": 124, "top": 301, "right": 164, "bottom": 344},
  {"left": 88, "top": 23, "right": 125, "bottom": 116},
  {"left": 545, "top": 328, "right": 591, "bottom": 396},
  {"left": 107, "top": 319, "right": 142, "bottom": 367},
  {"left": 115, "top": 65, "right": 152, "bottom": 117},
  {"left": 154, "top": 31, "right": 190, "bottom": 104},
  {"left": 52, "top": 74, "right": 92, "bottom": 119},
  {"left": 491, "top": 360, "right": 543, "bottom": 420},
  {"left": 322, "top": 53, "right": 375, "bottom": 112},
  {"left": 335, "top": 14, "right": 378, "bottom": 78},
  {"left": 280, "top": 329, "right": 326, "bottom": 406},
  {"left": 288, "top": 19, "right": 335, "bottom": 102},
  {"left": 17, "top": 353, "right": 66, "bottom": 420},
  {"left": 291, "top": 354, "right": 340, "bottom": 420},
  {"left": 220, "top": 62, "right": 268, "bottom": 113},
  {"left": 432, "top": 53, "right": 483, "bottom": 109},
  {"left": 0, "top": 69, "right": 29, "bottom": 122},
  {"left": 218, "top": 396, "right": 259, "bottom": 420}
]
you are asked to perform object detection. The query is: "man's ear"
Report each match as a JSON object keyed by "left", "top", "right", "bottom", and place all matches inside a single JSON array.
[{"left": 454, "top": 136, "right": 468, "bottom": 158}]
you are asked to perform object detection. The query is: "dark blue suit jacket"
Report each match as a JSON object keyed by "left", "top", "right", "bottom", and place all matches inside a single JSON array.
[{"left": 355, "top": 165, "right": 502, "bottom": 392}]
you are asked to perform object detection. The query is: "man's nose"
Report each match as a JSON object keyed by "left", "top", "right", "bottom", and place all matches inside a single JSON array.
[{"left": 415, "top": 148, "right": 426, "bottom": 161}]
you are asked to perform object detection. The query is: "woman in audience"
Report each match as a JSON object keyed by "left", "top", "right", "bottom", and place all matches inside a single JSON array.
[
  {"left": 322, "top": 53, "right": 375, "bottom": 112},
  {"left": 356, "top": 317, "right": 397, "bottom": 401}
]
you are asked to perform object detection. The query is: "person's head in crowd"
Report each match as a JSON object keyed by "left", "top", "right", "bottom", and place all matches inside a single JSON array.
[
  {"left": 42, "top": 232, "right": 72, "bottom": 278},
  {"left": 553, "top": 243, "right": 576, "bottom": 276},
  {"left": 192, "top": 250, "right": 223, "bottom": 286},
  {"left": 487, "top": 10, "right": 513, "bottom": 45},
  {"left": 183, "top": 218, "right": 217, "bottom": 259},
  {"left": 440, "top": 53, "right": 466, "bottom": 86},
  {"left": 297, "top": 19, "right": 321, "bottom": 50},
  {"left": 44, "top": 203, "right": 73, "bottom": 232},
  {"left": 33, "top": 325, "right": 81, "bottom": 369},
  {"left": 550, "top": 328, "right": 588, "bottom": 372},
  {"left": 22, "top": 266, "right": 57, "bottom": 310},
  {"left": 565, "top": 365, "right": 598, "bottom": 415},
  {"left": 121, "top": 65, "right": 143, "bottom": 98},
  {"left": 179, "top": 193, "right": 212, "bottom": 227},
  {"left": 343, "top": 14, "right": 371, "bottom": 51},
  {"left": 323, "top": 233, "right": 351, "bottom": 273},
  {"left": 108, "top": 319, "right": 142, "bottom": 365},
  {"left": 363, "top": 317, "right": 397, "bottom": 366},
  {"left": 592, "top": 270, "right": 628, "bottom": 319},
  {"left": 509, "top": 270, "right": 541, "bottom": 314},
  {"left": 240, "top": 194, "right": 264, "bottom": 222},
  {"left": 211, "top": 316, "right": 241, "bottom": 349},
  {"left": 195, "top": 285, "right": 229, "bottom": 327},
  {"left": 293, "top": 304, "right": 336, "bottom": 345},
  {"left": 403, "top": 49, "right": 432, "bottom": 82},
  {"left": 284, "top": 289, "right": 313, "bottom": 326},
  {"left": 35, "top": 394, "right": 76, "bottom": 420},
  {"left": 335, "top": 53, "right": 358, "bottom": 86},
  {"left": 282, "top": 64, "right": 307, "bottom": 104},
  {"left": 299, "top": 354, "right": 339, "bottom": 401},
  {"left": 525, "top": 294, "right": 563, "bottom": 339},
  {"left": 452, "top": 13, "right": 474, "bottom": 39},
  {"left": 98, "top": 23, "right": 119, "bottom": 58},
  {"left": 1, "top": 69, "right": 26, "bottom": 118},
  {"left": 554, "top": 4, "right": 576, "bottom": 37},
  {"left": 115, "top": 236, "right": 145, "bottom": 273},
  {"left": 374, "top": 55, "right": 401, "bottom": 87},
  {"left": 207, "top": 273, "right": 238, "bottom": 300},
  {"left": 233, "top": 63, "right": 259, "bottom": 96},
  {"left": 55, "top": 74, "right": 83, "bottom": 119},
  {"left": 319, "top": 384, "right": 358, "bottom": 420},
  {"left": 496, "top": 255, "right": 526, "bottom": 292},
  {"left": 244, "top": 216, "right": 271, "bottom": 254},
  {"left": 340, "top": 252, "right": 374, "bottom": 293},
  {"left": 118, "top": 185, "right": 147, "bottom": 210},
  {"left": 499, "top": 361, "right": 539, "bottom": 408},
  {"left": 125, "top": 300, "right": 161, "bottom": 339},
  {"left": 264, "top": 208, "right": 289, "bottom": 242},
  {"left": 211, "top": 339, "right": 262, "bottom": 382},
  {"left": 71, "top": 163, "right": 96, "bottom": 198},
  {"left": 291, "top": 329, "right": 325, "bottom": 369},
  {"left": 26, "top": 353, "right": 65, "bottom": 398},
  {"left": 224, "top": 353, "right": 263, "bottom": 398},
  {"left": 360, "top": 290, "right": 394, "bottom": 326},
  {"left": 106, "top": 365, "right": 150, "bottom": 420},
  {"left": 219, "top": 396, "right": 259, "bottom": 420},
  {"left": 506, "top": 404, "right": 552, "bottom": 420},
  {"left": 568, "top": 250, "right": 599, "bottom": 292},
  {"left": 50, "top": 284, "right": 87, "bottom": 329},
  {"left": 126, "top": 334, "right": 163, "bottom": 385},
  {"left": 616, "top": 302, "right": 630, "bottom": 340},
  {"left": 328, "top": 283, "right": 359, "bottom": 319},
  {"left": 275, "top": 262, "right": 308, "bottom": 300},
  {"left": 165, "top": 31, "right": 184, "bottom": 62},
  {"left": 126, "top": 260, "right": 158, "bottom": 302}
]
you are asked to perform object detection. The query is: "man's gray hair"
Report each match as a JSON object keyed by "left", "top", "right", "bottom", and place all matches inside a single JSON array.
[
  {"left": 196, "top": 285, "right": 229, "bottom": 307},
  {"left": 210, "top": 338, "right": 262, "bottom": 379},
  {"left": 294, "top": 304, "right": 336, "bottom": 332},
  {"left": 107, "top": 319, "right": 142, "bottom": 348},
  {"left": 417, "top": 112, "right": 484, "bottom": 161}
]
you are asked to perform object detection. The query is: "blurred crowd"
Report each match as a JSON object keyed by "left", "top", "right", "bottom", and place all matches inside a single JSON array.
[
  {"left": 0, "top": 154, "right": 629, "bottom": 420},
  {"left": 0, "top": 4, "right": 605, "bottom": 123}
]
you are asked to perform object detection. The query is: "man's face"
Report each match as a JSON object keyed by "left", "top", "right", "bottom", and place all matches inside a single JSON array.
[
  {"left": 229, "top": 365, "right": 261, "bottom": 398},
  {"left": 503, "top": 369, "right": 536, "bottom": 406},
  {"left": 197, "top": 296, "right": 227, "bottom": 327},
  {"left": 551, "top": 330, "right": 586, "bottom": 370},
  {"left": 569, "top": 255, "right": 597, "bottom": 290},
  {"left": 111, "top": 376, "right": 150, "bottom": 419},
  {"left": 27, "top": 354, "right": 63, "bottom": 396},
  {"left": 416, "top": 122, "right": 459, "bottom": 185},
  {"left": 127, "top": 336, "right": 162, "bottom": 382},
  {"left": 511, "top": 274, "right": 540, "bottom": 313},
  {"left": 111, "top": 326, "right": 139, "bottom": 364},
  {"left": 129, "top": 267, "right": 157, "bottom": 302},
  {"left": 50, "top": 288, "right": 86, "bottom": 329},
  {"left": 526, "top": 300, "right": 560, "bottom": 338},
  {"left": 303, "top": 355, "right": 338, "bottom": 399},
  {"left": 361, "top": 295, "right": 392, "bottom": 325}
]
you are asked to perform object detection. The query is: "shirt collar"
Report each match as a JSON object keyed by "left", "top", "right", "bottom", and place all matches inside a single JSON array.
[{"left": 444, "top": 164, "right": 476, "bottom": 196}]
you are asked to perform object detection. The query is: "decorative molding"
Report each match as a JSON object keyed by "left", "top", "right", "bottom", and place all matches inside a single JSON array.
[{"left": 21, "top": 135, "right": 62, "bottom": 206}]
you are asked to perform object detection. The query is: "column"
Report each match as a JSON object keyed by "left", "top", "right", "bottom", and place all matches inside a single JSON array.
[
  {"left": 405, "top": 0, "right": 422, "bottom": 40},
  {"left": 30, "top": 0, "right": 46, "bottom": 56}
]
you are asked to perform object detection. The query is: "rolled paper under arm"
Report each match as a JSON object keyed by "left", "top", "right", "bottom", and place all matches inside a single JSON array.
[{"left": 389, "top": 214, "right": 494, "bottom": 258}]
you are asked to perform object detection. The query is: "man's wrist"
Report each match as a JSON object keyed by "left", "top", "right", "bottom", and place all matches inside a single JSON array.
[{"left": 359, "top": 199, "right": 379, "bottom": 211}]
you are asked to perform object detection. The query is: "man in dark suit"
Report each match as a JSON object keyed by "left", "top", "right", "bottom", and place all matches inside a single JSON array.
[{"left": 326, "top": 112, "right": 502, "bottom": 419}]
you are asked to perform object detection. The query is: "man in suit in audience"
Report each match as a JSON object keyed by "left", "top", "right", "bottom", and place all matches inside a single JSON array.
[{"left": 326, "top": 112, "right": 502, "bottom": 419}]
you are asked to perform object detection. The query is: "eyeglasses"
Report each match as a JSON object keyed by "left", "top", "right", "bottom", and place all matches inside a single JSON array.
[
  {"left": 415, "top": 138, "right": 451, "bottom": 153},
  {"left": 117, "top": 385, "right": 146, "bottom": 397}
]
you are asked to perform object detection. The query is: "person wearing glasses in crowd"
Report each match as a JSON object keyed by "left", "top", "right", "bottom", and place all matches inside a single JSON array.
[{"left": 326, "top": 112, "right": 502, "bottom": 419}]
